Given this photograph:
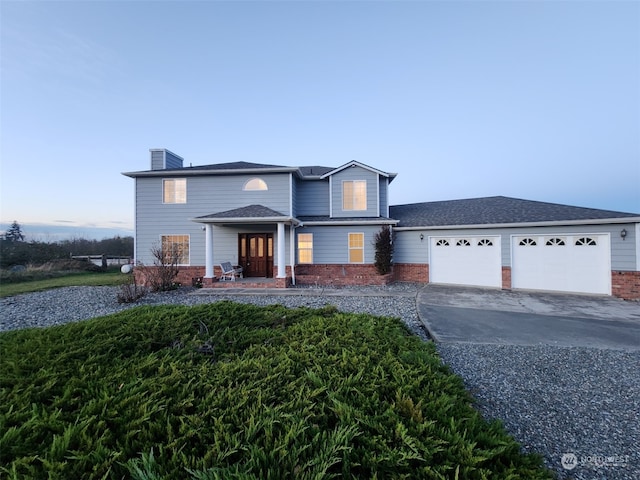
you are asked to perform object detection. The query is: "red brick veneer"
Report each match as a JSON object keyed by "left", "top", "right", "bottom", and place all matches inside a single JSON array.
[
  {"left": 392, "top": 263, "right": 429, "bottom": 283},
  {"left": 611, "top": 271, "right": 640, "bottom": 300},
  {"left": 502, "top": 267, "right": 512, "bottom": 290},
  {"left": 294, "top": 264, "right": 393, "bottom": 287}
]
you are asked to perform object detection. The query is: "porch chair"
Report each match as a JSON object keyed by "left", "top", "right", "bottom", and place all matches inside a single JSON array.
[{"left": 219, "top": 262, "right": 243, "bottom": 282}]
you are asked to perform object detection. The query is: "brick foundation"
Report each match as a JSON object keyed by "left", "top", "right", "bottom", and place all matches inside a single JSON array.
[
  {"left": 135, "top": 266, "right": 206, "bottom": 288},
  {"left": 392, "top": 263, "right": 429, "bottom": 283},
  {"left": 611, "top": 271, "right": 640, "bottom": 300},
  {"left": 294, "top": 264, "right": 393, "bottom": 287},
  {"left": 133, "top": 264, "right": 640, "bottom": 300},
  {"left": 502, "top": 267, "right": 512, "bottom": 290}
]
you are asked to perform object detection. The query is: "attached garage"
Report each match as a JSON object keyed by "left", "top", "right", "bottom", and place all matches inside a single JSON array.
[
  {"left": 511, "top": 234, "right": 611, "bottom": 295},
  {"left": 429, "top": 235, "right": 502, "bottom": 288}
]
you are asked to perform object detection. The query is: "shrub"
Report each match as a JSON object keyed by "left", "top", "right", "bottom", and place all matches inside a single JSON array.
[
  {"left": 0, "top": 303, "right": 552, "bottom": 479},
  {"left": 373, "top": 225, "right": 393, "bottom": 275},
  {"left": 116, "top": 274, "right": 147, "bottom": 303},
  {"left": 137, "top": 243, "right": 180, "bottom": 292}
]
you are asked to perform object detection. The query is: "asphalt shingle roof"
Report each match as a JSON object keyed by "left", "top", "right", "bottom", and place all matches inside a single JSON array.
[
  {"left": 389, "top": 196, "right": 639, "bottom": 228},
  {"left": 298, "top": 216, "right": 397, "bottom": 223},
  {"left": 197, "top": 205, "right": 287, "bottom": 219}
]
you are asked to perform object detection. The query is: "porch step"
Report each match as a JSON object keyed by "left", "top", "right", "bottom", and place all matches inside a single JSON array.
[{"left": 203, "top": 277, "right": 289, "bottom": 289}]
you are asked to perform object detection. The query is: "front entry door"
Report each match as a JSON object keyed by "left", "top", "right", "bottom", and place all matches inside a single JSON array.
[{"left": 239, "top": 233, "right": 273, "bottom": 277}]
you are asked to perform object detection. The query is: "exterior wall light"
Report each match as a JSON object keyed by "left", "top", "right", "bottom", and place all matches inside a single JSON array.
[
  {"left": 420, "top": 234, "right": 424, "bottom": 241},
  {"left": 620, "top": 228, "right": 627, "bottom": 240}
]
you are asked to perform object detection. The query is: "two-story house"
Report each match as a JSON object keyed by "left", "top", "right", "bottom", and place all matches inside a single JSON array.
[
  {"left": 123, "top": 149, "right": 398, "bottom": 288},
  {"left": 123, "top": 149, "right": 640, "bottom": 299}
]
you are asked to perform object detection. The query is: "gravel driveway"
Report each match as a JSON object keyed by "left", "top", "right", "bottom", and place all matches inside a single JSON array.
[{"left": 1, "top": 285, "right": 638, "bottom": 479}]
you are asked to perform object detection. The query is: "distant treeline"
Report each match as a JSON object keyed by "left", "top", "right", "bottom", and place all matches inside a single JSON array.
[{"left": 0, "top": 236, "right": 134, "bottom": 268}]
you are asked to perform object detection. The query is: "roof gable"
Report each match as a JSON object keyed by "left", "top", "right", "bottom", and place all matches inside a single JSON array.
[{"left": 320, "top": 161, "right": 397, "bottom": 181}]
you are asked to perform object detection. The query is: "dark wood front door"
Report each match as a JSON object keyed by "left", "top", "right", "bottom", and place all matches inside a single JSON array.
[{"left": 238, "top": 233, "right": 273, "bottom": 278}]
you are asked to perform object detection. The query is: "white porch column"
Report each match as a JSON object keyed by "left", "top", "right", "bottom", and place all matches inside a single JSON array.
[
  {"left": 204, "top": 224, "right": 214, "bottom": 278},
  {"left": 277, "top": 222, "right": 286, "bottom": 278}
]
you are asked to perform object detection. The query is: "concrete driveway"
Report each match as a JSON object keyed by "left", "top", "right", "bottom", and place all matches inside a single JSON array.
[{"left": 417, "top": 285, "right": 640, "bottom": 350}]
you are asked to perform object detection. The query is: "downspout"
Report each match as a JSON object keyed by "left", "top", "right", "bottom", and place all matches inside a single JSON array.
[{"left": 290, "top": 223, "right": 299, "bottom": 285}]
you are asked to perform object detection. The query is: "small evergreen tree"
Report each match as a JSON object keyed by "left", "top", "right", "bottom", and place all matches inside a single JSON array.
[
  {"left": 373, "top": 225, "right": 393, "bottom": 275},
  {"left": 4, "top": 221, "right": 24, "bottom": 242}
]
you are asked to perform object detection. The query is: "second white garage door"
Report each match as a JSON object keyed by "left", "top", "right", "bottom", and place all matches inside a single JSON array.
[
  {"left": 429, "top": 235, "right": 502, "bottom": 288},
  {"left": 511, "top": 234, "right": 611, "bottom": 295}
]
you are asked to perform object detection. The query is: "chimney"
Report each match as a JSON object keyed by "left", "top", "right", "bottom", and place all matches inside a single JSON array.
[{"left": 150, "top": 149, "right": 184, "bottom": 170}]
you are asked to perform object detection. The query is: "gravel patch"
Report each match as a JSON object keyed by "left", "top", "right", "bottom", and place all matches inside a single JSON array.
[
  {"left": 437, "top": 343, "right": 640, "bottom": 480},
  {"left": 2, "top": 285, "right": 637, "bottom": 479},
  {"left": 0, "top": 284, "right": 427, "bottom": 340}
]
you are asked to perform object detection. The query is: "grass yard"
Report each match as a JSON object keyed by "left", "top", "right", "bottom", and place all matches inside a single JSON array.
[
  {"left": 0, "top": 271, "right": 124, "bottom": 298},
  {"left": 0, "top": 302, "right": 553, "bottom": 479}
]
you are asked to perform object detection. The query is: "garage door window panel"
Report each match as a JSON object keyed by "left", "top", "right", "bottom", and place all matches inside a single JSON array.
[{"left": 576, "top": 237, "right": 597, "bottom": 246}]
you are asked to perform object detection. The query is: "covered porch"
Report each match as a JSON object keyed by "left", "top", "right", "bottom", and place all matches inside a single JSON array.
[{"left": 193, "top": 205, "right": 301, "bottom": 288}]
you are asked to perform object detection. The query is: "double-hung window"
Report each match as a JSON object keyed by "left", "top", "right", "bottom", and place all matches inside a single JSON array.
[
  {"left": 342, "top": 180, "right": 366, "bottom": 211},
  {"left": 348, "top": 233, "right": 364, "bottom": 263},
  {"left": 297, "top": 233, "right": 313, "bottom": 264},
  {"left": 163, "top": 178, "right": 187, "bottom": 204}
]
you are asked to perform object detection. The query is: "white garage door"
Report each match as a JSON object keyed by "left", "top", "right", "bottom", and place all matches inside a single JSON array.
[
  {"left": 429, "top": 236, "right": 502, "bottom": 288},
  {"left": 512, "top": 234, "right": 611, "bottom": 295}
]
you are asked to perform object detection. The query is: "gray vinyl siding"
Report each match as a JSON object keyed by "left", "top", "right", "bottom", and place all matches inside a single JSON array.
[
  {"left": 379, "top": 176, "right": 388, "bottom": 217},
  {"left": 297, "top": 225, "right": 381, "bottom": 264},
  {"left": 296, "top": 179, "right": 330, "bottom": 216},
  {"left": 165, "top": 151, "right": 183, "bottom": 169},
  {"left": 393, "top": 223, "right": 639, "bottom": 271},
  {"left": 290, "top": 173, "right": 297, "bottom": 217},
  {"left": 330, "top": 167, "right": 379, "bottom": 218},
  {"left": 151, "top": 150, "right": 165, "bottom": 170},
  {"left": 135, "top": 173, "right": 292, "bottom": 265}
]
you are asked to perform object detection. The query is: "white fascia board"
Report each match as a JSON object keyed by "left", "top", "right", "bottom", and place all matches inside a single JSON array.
[
  {"left": 393, "top": 218, "right": 640, "bottom": 231},
  {"left": 192, "top": 216, "right": 302, "bottom": 226},
  {"left": 123, "top": 166, "right": 298, "bottom": 178},
  {"left": 320, "top": 160, "right": 394, "bottom": 179},
  {"left": 301, "top": 219, "right": 399, "bottom": 226}
]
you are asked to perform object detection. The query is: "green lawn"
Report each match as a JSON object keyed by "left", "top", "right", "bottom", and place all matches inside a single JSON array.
[
  {"left": 0, "top": 271, "right": 124, "bottom": 298},
  {"left": 0, "top": 302, "right": 553, "bottom": 479}
]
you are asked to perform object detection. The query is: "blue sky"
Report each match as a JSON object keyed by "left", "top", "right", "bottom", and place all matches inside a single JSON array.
[{"left": 1, "top": 0, "right": 639, "bottom": 240}]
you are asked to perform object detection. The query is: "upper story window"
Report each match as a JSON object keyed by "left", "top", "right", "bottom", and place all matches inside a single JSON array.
[
  {"left": 163, "top": 178, "right": 186, "bottom": 204},
  {"left": 342, "top": 180, "right": 366, "bottom": 211},
  {"left": 243, "top": 178, "right": 268, "bottom": 191}
]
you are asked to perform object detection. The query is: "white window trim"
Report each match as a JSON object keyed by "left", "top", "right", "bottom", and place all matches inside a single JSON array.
[
  {"left": 243, "top": 177, "right": 268, "bottom": 191},
  {"left": 297, "top": 233, "right": 314, "bottom": 264},
  {"left": 348, "top": 232, "right": 365, "bottom": 264},
  {"left": 342, "top": 180, "right": 367, "bottom": 211},
  {"left": 160, "top": 234, "right": 190, "bottom": 266},
  {"left": 162, "top": 178, "right": 187, "bottom": 204}
]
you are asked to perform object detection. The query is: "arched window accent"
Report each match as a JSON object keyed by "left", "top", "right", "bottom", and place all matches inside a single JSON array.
[
  {"left": 243, "top": 178, "right": 268, "bottom": 191},
  {"left": 575, "top": 237, "right": 597, "bottom": 246},
  {"left": 477, "top": 238, "right": 493, "bottom": 246},
  {"left": 519, "top": 238, "right": 536, "bottom": 246},
  {"left": 456, "top": 239, "right": 471, "bottom": 246},
  {"left": 545, "top": 237, "right": 565, "bottom": 246},
  {"left": 435, "top": 239, "right": 449, "bottom": 246}
]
